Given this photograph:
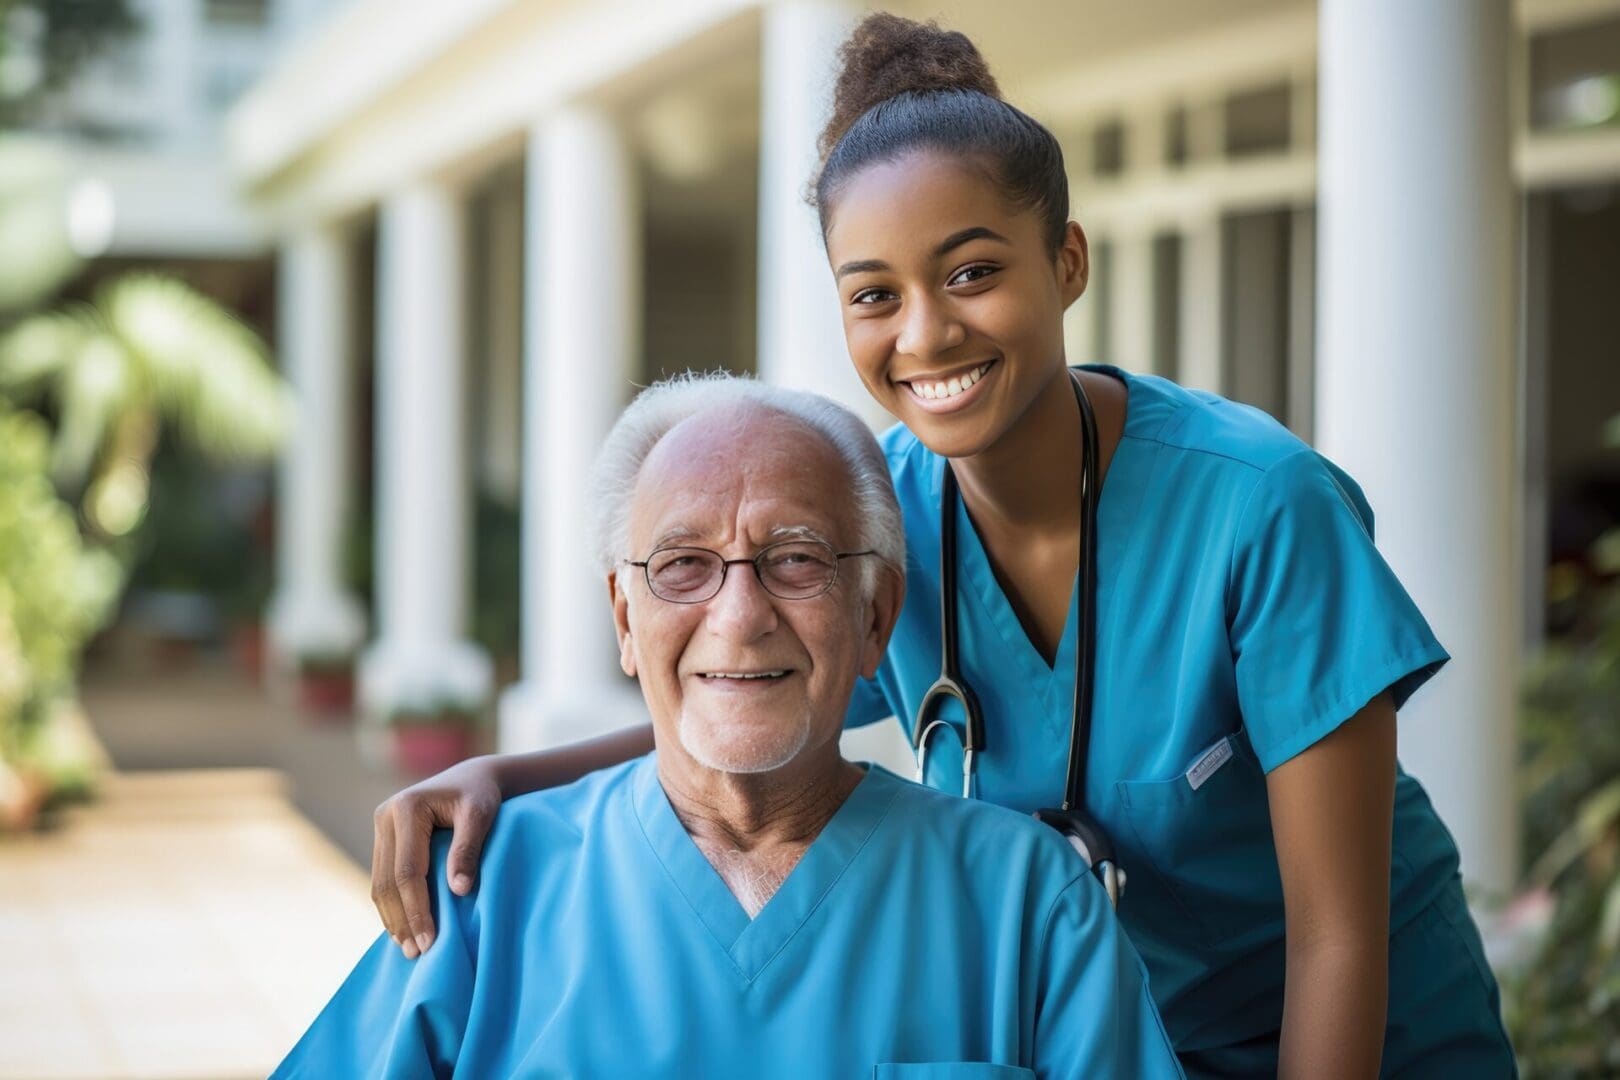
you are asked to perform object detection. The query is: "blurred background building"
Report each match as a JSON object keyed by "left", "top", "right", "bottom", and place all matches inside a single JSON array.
[
  {"left": 226, "top": 0, "right": 1620, "bottom": 896},
  {"left": 5, "top": 0, "right": 1620, "bottom": 1074}
]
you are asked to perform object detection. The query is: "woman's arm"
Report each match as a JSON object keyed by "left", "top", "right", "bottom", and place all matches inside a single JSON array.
[
  {"left": 371, "top": 722, "right": 654, "bottom": 957},
  {"left": 1266, "top": 692, "right": 1397, "bottom": 1079}
]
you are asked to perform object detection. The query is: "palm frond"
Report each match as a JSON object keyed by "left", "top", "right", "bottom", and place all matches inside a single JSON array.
[
  {"left": 0, "top": 308, "right": 94, "bottom": 399},
  {"left": 99, "top": 274, "right": 287, "bottom": 461}
]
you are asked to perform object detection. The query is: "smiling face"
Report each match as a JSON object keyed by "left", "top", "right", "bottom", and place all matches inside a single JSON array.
[
  {"left": 825, "top": 151, "right": 1088, "bottom": 460},
  {"left": 610, "top": 406, "right": 898, "bottom": 776}
]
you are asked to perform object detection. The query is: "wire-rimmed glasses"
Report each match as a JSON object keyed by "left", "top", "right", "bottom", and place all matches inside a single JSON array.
[{"left": 627, "top": 539, "right": 877, "bottom": 604}]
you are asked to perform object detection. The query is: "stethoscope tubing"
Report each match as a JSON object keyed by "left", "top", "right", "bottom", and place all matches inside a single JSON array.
[{"left": 911, "top": 369, "right": 1124, "bottom": 905}]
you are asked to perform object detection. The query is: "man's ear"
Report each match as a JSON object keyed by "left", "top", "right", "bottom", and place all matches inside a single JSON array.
[
  {"left": 859, "top": 562, "right": 905, "bottom": 680},
  {"left": 1057, "top": 220, "right": 1089, "bottom": 311},
  {"left": 608, "top": 571, "right": 636, "bottom": 677}
]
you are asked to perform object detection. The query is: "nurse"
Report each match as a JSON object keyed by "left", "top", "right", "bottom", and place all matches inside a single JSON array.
[
  {"left": 279, "top": 379, "right": 1182, "bottom": 1078},
  {"left": 366, "top": 13, "right": 1516, "bottom": 1079}
]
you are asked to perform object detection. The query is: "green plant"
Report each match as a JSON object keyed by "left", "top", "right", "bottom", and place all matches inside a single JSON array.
[
  {"left": 0, "top": 273, "right": 287, "bottom": 548},
  {"left": 1506, "top": 421, "right": 1620, "bottom": 1076},
  {"left": 473, "top": 492, "right": 521, "bottom": 663},
  {"left": 0, "top": 0, "right": 141, "bottom": 127},
  {"left": 0, "top": 401, "right": 119, "bottom": 804},
  {"left": 297, "top": 650, "right": 356, "bottom": 679},
  {"left": 386, "top": 703, "right": 484, "bottom": 730}
]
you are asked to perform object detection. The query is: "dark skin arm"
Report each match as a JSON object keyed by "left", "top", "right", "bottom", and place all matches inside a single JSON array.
[
  {"left": 370, "top": 722, "right": 654, "bottom": 957},
  {"left": 1268, "top": 691, "right": 1398, "bottom": 1079}
]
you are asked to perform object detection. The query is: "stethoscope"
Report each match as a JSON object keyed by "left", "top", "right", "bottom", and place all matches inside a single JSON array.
[{"left": 911, "top": 369, "right": 1125, "bottom": 908}]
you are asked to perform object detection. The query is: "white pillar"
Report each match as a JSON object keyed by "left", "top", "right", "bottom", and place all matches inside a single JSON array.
[
  {"left": 359, "top": 182, "right": 491, "bottom": 723},
  {"left": 1064, "top": 265, "right": 1099, "bottom": 366},
  {"left": 267, "top": 226, "right": 367, "bottom": 672},
  {"left": 1178, "top": 95, "right": 1226, "bottom": 392},
  {"left": 1177, "top": 212, "right": 1223, "bottom": 393},
  {"left": 498, "top": 107, "right": 644, "bottom": 752},
  {"left": 757, "top": 1, "right": 877, "bottom": 419},
  {"left": 1109, "top": 229, "right": 1156, "bottom": 375},
  {"left": 1110, "top": 104, "right": 1166, "bottom": 376},
  {"left": 1317, "top": 0, "right": 1517, "bottom": 892}
]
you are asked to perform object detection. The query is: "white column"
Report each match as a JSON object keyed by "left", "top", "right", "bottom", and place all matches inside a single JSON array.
[
  {"left": 267, "top": 225, "right": 366, "bottom": 672},
  {"left": 1177, "top": 212, "right": 1223, "bottom": 393},
  {"left": 1063, "top": 264, "right": 1099, "bottom": 366},
  {"left": 1110, "top": 105, "right": 1166, "bottom": 376},
  {"left": 1178, "top": 96, "right": 1226, "bottom": 392},
  {"left": 359, "top": 182, "right": 491, "bottom": 724},
  {"left": 1317, "top": 0, "right": 1517, "bottom": 892},
  {"left": 1109, "top": 229, "right": 1156, "bottom": 374},
  {"left": 757, "top": 1, "right": 877, "bottom": 419},
  {"left": 498, "top": 107, "right": 644, "bottom": 752}
]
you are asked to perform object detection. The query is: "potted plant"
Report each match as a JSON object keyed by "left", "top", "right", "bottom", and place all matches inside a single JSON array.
[
  {"left": 366, "top": 649, "right": 493, "bottom": 776},
  {"left": 387, "top": 696, "right": 487, "bottom": 777},
  {"left": 1498, "top": 417, "right": 1620, "bottom": 1074},
  {"left": 297, "top": 648, "right": 358, "bottom": 717},
  {"left": 0, "top": 404, "right": 120, "bottom": 830}
]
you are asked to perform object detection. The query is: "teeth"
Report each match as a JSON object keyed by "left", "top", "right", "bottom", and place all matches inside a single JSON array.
[
  {"left": 702, "top": 671, "right": 787, "bottom": 680},
  {"left": 912, "top": 362, "right": 992, "bottom": 401}
]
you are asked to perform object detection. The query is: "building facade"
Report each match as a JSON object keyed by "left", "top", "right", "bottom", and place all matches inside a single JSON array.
[{"left": 233, "top": 0, "right": 1620, "bottom": 896}]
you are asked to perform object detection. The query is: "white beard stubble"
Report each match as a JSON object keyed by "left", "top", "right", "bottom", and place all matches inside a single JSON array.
[{"left": 676, "top": 700, "right": 813, "bottom": 775}]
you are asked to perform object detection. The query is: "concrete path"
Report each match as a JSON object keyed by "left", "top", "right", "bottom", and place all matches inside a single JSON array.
[
  {"left": 0, "top": 658, "right": 414, "bottom": 1079},
  {"left": 0, "top": 768, "right": 380, "bottom": 1079}
]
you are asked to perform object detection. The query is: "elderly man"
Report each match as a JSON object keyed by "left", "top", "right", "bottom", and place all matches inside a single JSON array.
[{"left": 275, "top": 375, "right": 1180, "bottom": 1079}]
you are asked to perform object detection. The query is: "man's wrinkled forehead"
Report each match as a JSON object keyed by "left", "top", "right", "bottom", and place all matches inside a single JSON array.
[{"left": 629, "top": 406, "right": 854, "bottom": 550}]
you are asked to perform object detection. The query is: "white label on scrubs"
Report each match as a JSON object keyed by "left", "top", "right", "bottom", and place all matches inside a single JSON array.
[{"left": 1186, "top": 737, "right": 1234, "bottom": 791}]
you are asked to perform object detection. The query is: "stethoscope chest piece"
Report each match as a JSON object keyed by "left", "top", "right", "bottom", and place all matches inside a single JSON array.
[
  {"left": 1034, "top": 806, "right": 1126, "bottom": 907},
  {"left": 913, "top": 675, "right": 984, "bottom": 799}
]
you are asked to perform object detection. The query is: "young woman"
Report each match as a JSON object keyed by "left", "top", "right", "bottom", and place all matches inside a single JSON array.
[{"left": 366, "top": 15, "right": 1515, "bottom": 1078}]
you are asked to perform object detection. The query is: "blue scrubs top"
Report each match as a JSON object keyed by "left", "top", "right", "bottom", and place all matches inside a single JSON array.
[
  {"left": 275, "top": 755, "right": 1184, "bottom": 1079},
  {"left": 848, "top": 367, "right": 1494, "bottom": 1062}
]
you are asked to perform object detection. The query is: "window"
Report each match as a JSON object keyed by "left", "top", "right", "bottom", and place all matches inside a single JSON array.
[
  {"left": 1152, "top": 233, "right": 1181, "bottom": 380},
  {"left": 1165, "top": 105, "right": 1189, "bottom": 167},
  {"left": 1223, "top": 82, "right": 1292, "bottom": 158},
  {"left": 1092, "top": 120, "right": 1124, "bottom": 178},
  {"left": 1530, "top": 16, "right": 1620, "bottom": 132},
  {"left": 204, "top": 0, "right": 269, "bottom": 26}
]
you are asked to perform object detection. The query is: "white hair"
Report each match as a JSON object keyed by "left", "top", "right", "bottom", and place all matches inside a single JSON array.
[{"left": 591, "top": 372, "right": 905, "bottom": 594}]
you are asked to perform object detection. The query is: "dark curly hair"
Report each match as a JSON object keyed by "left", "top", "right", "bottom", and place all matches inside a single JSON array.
[{"left": 813, "top": 13, "right": 1070, "bottom": 252}]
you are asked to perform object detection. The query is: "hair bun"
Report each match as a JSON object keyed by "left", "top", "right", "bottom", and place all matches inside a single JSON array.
[{"left": 819, "top": 13, "right": 1001, "bottom": 162}]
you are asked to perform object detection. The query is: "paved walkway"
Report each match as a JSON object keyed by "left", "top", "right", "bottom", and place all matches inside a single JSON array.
[
  {"left": 1, "top": 768, "right": 379, "bottom": 1079},
  {"left": 0, "top": 658, "right": 411, "bottom": 1079},
  {"left": 81, "top": 657, "right": 423, "bottom": 866}
]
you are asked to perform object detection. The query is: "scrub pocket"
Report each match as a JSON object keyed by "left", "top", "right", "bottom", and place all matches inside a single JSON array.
[
  {"left": 1116, "top": 737, "right": 1285, "bottom": 945},
  {"left": 872, "top": 1066, "right": 1035, "bottom": 1079}
]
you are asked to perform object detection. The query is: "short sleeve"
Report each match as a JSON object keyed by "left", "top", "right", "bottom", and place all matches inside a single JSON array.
[
  {"left": 273, "top": 833, "right": 475, "bottom": 1078},
  {"left": 1032, "top": 874, "right": 1185, "bottom": 1079},
  {"left": 843, "top": 671, "right": 895, "bottom": 730},
  {"left": 1228, "top": 451, "right": 1449, "bottom": 773}
]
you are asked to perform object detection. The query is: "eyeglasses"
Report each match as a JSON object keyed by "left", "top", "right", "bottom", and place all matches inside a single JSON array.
[{"left": 627, "top": 539, "right": 878, "bottom": 604}]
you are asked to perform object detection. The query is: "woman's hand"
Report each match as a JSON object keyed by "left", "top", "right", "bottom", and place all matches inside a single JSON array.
[
  {"left": 371, "top": 754, "right": 503, "bottom": 958},
  {"left": 367, "top": 724, "right": 658, "bottom": 958}
]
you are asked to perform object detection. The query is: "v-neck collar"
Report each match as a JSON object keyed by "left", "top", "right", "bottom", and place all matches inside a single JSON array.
[
  {"left": 629, "top": 755, "right": 902, "bottom": 983},
  {"left": 928, "top": 366, "right": 1134, "bottom": 694}
]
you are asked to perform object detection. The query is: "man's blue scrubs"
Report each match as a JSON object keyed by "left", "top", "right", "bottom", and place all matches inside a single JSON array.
[
  {"left": 847, "top": 366, "right": 1516, "bottom": 1076},
  {"left": 275, "top": 756, "right": 1184, "bottom": 1078}
]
